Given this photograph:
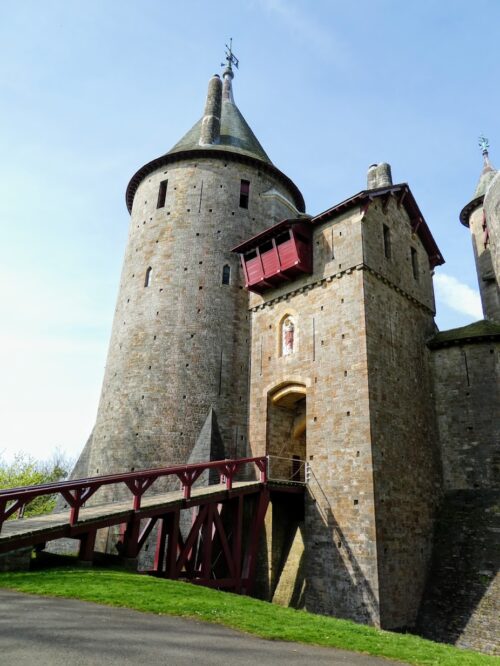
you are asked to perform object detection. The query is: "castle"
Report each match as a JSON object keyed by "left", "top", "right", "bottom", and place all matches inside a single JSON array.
[{"left": 70, "top": 54, "right": 500, "bottom": 654}]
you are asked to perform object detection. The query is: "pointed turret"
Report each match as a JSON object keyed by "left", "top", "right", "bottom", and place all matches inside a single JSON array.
[
  {"left": 460, "top": 136, "right": 497, "bottom": 227},
  {"left": 460, "top": 137, "right": 500, "bottom": 320}
]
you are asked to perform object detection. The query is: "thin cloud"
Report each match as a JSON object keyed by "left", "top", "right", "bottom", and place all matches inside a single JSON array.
[
  {"left": 434, "top": 273, "right": 482, "bottom": 320},
  {"left": 256, "top": 0, "right": 348, "bottom": 65}
]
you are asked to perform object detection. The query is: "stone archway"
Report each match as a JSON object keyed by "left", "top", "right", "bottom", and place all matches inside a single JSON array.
[{"left": 266, "top": 382, "right": 306, "bottom": 481}]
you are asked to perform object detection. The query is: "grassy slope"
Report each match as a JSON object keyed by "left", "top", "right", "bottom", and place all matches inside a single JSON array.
[{"left": 0, "top": 568, "right": 498, "bottom": 666}]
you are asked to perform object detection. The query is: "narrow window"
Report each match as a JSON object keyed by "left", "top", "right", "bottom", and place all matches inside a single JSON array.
[
  {"left": 222, "top": 264, "right": 231, "bottom": 285},
  {"left": 157, "top": 180, "right": 168, "bottom": 209},
  {"left": 239, "top": 179, "right": 250, "bottom": 209},
  {"left": 144, "top": 266, "right": 152, "bottom": 287},
  {"left": 411, "top": 247, "right": 419, "bottom": 280},
  {"left": 383, "top": 224, "right": 391, "bottom": 259},
  {"left": 282, "top": 315, "right": 295, "bottom": 356}
]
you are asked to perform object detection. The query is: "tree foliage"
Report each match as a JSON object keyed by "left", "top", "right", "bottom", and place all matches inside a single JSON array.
[{"left": 0, "top": 451, "right": 73, "bottom": 518}]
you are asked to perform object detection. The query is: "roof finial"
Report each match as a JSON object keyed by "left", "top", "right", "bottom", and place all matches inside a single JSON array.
[
  {"left": 479, "top": 134, "right": 489, "bottom": 156},
  {"left": 479, "top": 134, "right": 494, "bottom": 173},
  {"left": 221, "top": 38, "right": 239, "bottom": 74},
  {"left": 221, "top": 39, "right": 238, "bottom": 102}
]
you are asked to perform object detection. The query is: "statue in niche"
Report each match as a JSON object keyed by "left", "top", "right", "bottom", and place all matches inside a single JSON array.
[{"left": 282, "top": 317, "right": 295, "bottom": 356}]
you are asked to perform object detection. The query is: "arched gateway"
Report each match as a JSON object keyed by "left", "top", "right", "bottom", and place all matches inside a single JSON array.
[{"left": 267, "top": 382, "right": 307, "bottom": 482}]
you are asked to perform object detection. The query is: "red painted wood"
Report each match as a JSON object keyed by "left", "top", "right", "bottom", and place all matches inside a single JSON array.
[
  {"left": 0, "top": 456, "right": 267, "bottom": 534},
  {"left": 201, "top": 503, "right": 215, "bottom": 579},
  {"left": 276, "top": 238, "right": 298, "bottom": 267},
  {"left": 213, "top": 505, "right": 235, "bottom": 578},
  {"left": 233, "top": 495, "right": 243, "bottom": 593},
  {"left": 0, "top": 455, "right": 307, "bottom": 598},
  {"left": 166, "top": 510, "right": 180, "bottom": 578},
  {"left": 78, "top": 529, "right": 96, "bottom": 562},
  {"left": 239, "top": 223, "right": 313, "bottom": 292},
  {"left": 260, "top": 245, "right": 280, "bottom": 276},
  {"left": 123, "top": 517, "right": 141, "bottom": 559},
  {"left": 137, "top": 517, "right": 158, "bottom": 552},
  {"left": 153, "top": 515, "right": 168, "bottom": 574},
  {"left": 245, "top": 255, "right": 263, "bottom": 284},
  {"left": 175, "top": 505, "right": 208, "bottom": 578}
]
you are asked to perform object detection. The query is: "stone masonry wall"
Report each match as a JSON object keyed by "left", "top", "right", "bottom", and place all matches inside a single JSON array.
[
  {"left": 432, "top": 341, "right": 500, "bottom": 490},
  {"left": 362, "top": 198, "right": 441, "bottom": 629},
  {"left": 417, "top": 490, "right": 500, "bottom": 655},
  {"left": 422, "top": 339, "right": 500, "bottom": 653}
]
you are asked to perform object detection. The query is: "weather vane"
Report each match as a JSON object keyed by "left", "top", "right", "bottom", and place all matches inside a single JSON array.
[
  {"left": 479, "top": 134, "right": 489, "bottom": 155},
  {"left": 222, "top": 38, "right": 239, "bottom": 71}
]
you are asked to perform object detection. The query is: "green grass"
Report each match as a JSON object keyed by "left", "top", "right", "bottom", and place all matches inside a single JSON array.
[{"left": 0, "top": 567, "right": 497, "bottom": 666}]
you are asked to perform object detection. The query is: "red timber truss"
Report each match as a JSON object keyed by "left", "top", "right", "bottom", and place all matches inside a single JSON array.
[{"left": 0, "top": 457, "right": 304, "bottom": 594}]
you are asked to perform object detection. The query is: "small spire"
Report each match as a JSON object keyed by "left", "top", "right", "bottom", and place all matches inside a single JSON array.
[
  {"left": 479, "top": 134, "right": 493, "bottom": 172},
  {"left": 221, "top": 39, "right": 238, "bottom": 102},
  {"left": 479, "top": 134, "right": 489, "bottom": 156},
  {"left": 221, "top": 38, "right": 239, "bottom": 73}
]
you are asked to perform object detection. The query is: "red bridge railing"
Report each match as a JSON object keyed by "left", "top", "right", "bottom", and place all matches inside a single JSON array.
[{"left": 0, "top": 456, "right": 267, "bottom": 534}]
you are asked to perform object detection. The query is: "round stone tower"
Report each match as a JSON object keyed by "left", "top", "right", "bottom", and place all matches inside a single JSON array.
[{"left": 73, "top": 63, "right": 305, "bottom": 497}]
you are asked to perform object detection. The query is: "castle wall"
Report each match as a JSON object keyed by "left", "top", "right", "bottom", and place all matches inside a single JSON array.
[
  {"left": 432, "top": 341, "right": 500, "bottom": 490},
  {"left": 248, "top": 206, "right": 381, "bottom": 625},
  {"left": 417, "top": 490, "right": 500, "bottom": 655},
  {"left": 80, "top": 155, "right": 298, "bottom": 507},
  {"left": 362, "top": 199, "right": 441, "bottom": 629}
]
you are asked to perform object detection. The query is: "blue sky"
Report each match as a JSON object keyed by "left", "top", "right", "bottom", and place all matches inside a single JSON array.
[{"left": 0, "top": 0, "right": 498, "bottom": 462}]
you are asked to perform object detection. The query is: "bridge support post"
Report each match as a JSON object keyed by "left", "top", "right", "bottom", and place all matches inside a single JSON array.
[
  {"left": 153, "top": 514, "right": 169, "bottom": 574},
  {"left": 122, "top": 517, "right": 141, "bottom": 559},
  {"left": 78, "top": 529, "right": 96, "bottom": 564},
  {"left": 233, "top": 495, "right": 243, "bottom": 593},
  {"left": 165, "top": 510, "right": 180, "bottom": 578},
  {"left": 242, "top": 489, "right": 270, "bottom": 595}
]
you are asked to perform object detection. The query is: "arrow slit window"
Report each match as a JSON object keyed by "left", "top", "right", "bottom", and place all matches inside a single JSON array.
[
  {"left": 157, "top": 180, "right": 168, "bottom": 209},
  {"left": 239, "top": 180, "right": 250, "bottom": 209}
]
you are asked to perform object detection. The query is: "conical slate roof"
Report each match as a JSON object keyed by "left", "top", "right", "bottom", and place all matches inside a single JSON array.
[
  {"left": 473, "top": 156, "right": 496, "bottom": 199},
  {"left": 169, "top": 87, "right": 271, "bottom": 164},
  {"left": 460, "top": 146, "right": 497, "bottom": 226}
]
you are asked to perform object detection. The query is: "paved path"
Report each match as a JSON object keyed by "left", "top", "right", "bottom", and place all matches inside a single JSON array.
[{"left": 0, "top": 590, "right": 408, "bottom": 666}]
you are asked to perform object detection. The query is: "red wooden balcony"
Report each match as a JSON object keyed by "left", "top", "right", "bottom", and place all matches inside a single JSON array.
[{"left": 232, "top": 219, "right": 313, "bottom": 293}]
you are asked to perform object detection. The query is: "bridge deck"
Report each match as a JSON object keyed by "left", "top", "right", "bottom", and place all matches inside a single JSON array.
[
  {"left": 0, "top": 481, "right": 265, "bottom": 554},
  {"left": 0, "top": 480, "right": 303, "bottom": 555}
]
